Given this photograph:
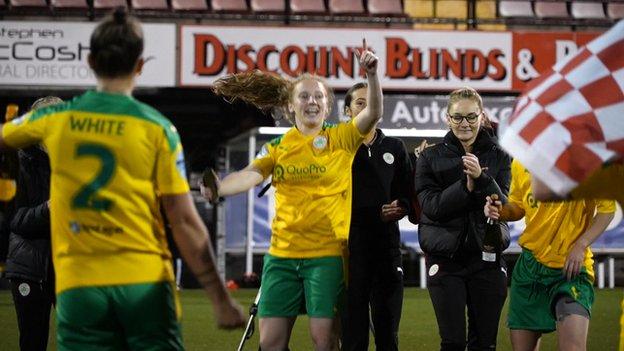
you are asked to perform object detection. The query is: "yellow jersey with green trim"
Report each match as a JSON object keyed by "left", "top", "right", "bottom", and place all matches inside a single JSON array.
[
  {"left": 2, "top": 91, "right": 190, "bottom": 294},
  {"left": 252, "top": 121, "right": 364, "bottom": 258},
  {"left": 509, "top": 159, "right": 615, "bottom": 275}
]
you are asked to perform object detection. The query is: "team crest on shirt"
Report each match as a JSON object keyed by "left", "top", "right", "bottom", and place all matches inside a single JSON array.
[
  {"left": 383, "top": 152, "right": 395, "bottom": 165},
  {"left": 313, "top": 135, "right": 327, "bottom": 150}
]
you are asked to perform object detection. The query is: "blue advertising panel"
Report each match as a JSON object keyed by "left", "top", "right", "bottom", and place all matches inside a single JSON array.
[{"left": 227, "top": 188, "right": 624, "bottom": 254}]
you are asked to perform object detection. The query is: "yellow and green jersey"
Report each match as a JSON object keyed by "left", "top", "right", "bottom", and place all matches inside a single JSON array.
[
  {"left": 508, "top": 160, "right": 616, "bottom": 276},
  {"left": 252, "top": 120, "right": 364, "bottom": 258},
  {"left": 2, "top": 90, "right": 190, "bottom": 294}
]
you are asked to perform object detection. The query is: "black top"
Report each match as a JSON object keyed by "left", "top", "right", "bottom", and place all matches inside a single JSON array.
[
  {"left": 415, "top": 128, "right": 511, "bottom": 259},
  {"left": 350, "top": 129, "right": 413, "bottom": 250},
  {"left": 4, "top": 146, "right": 53, "bottom": 283},
  {"left": 0, "top": 150, "right": 19, "bottom": 264}
]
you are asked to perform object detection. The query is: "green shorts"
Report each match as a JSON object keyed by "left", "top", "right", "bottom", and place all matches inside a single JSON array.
[
  {"left": 258, "top": 254, "right": 344, "bottom": 318},
  {"left": 56, "top": 281, "right": 183, "bottom": 351},
  {"left": 508, "top": 249, "right": 594, "bottom": 333}
]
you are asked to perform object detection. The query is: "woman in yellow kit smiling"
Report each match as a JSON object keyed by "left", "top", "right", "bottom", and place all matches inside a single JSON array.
[{"left": 201, "top": 40, "right": 382, "bottom": 351}]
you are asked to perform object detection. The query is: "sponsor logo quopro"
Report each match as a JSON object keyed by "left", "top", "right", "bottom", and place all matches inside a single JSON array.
[{"left": 273, "top": 163, "right": 327, "bottom": 181}]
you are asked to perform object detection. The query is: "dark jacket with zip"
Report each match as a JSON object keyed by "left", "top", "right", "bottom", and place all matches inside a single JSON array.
[
  {"left": 350, "top": 129, "right": 413, "bottom": 250},
  {"left": 4, "top": 146, "right": 52, "bottom": 283},
  {"left": 415, "top": 128, "right": 511, "bottom": 258}
]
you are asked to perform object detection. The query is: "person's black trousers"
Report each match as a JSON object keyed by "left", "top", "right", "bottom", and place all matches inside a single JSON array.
[
  {"left": 10, "top": 278, "right": 55, "bottom": 351},
  {"left": 342, "top": 225, "right": 403, "bottom": 351},
  {"left": 426, "top": 255, "right": 508, "bottom": 351}
]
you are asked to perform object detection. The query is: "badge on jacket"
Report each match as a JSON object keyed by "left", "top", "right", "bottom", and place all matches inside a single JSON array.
[
  {"left": 18, "top": 282, "right": 30, "bottom": 297},
  {"left": 383, "top": 152, "right": 394, "bottom": 164},
  {"left": 428, "top": 264, "right": 439, "bottom": 277}
]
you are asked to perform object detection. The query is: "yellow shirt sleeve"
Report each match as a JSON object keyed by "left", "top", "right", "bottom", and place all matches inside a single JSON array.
[
  {"left": 2, "top": 111, "right": 47, "bottom": 149},
  {"left": 328, "top": 120, "right": 365, "bottom": 154},
  {"left": 595, "top": 199, "right": 616, "bottom": 214},
  {"left": 251, "top": 142, "right": 275, "bottom": 179},
  {"left": 508, "top": 159, "right": 526, "bottom": 208},
  {"left": 155, "top": 130, "right": 190, "bottom": 195}
]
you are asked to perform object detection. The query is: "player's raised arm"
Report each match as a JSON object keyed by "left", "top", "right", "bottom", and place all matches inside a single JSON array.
[{"left": 352, "top": 39, "right": 383, "bottom": 136}]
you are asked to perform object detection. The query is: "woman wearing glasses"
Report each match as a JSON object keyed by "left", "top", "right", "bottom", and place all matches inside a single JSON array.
[{"left": 415, "top": 87, "right": 511, "bottom": 351}]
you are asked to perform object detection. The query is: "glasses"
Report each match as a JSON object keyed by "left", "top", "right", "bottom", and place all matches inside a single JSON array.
[{"left": 447, "top": 111, "right": 481, "bottom": 125}]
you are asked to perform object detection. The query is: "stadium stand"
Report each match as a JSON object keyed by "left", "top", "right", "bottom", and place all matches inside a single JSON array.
[
  {"left": 0, "top": 1, "right": 620, "bottom": 36},
  {"left": 434, "top": 0, "right": 467, "bottom": 28},
  {"left": 211, "top": 0, "right": 247, "bottom": 12},
  {"left": 131, "top": 0, "right": 167, "bottom": 11},
  {"left": 51, "top": 0, "right": 88, "bottom": 9},
  {"left": 406, "top": 0, "right": 467, "bottom": 30},
  {"left": 403, "top": 0, "right": 431, "bottom": 17},
  {"left": 172, "top": 0, "right": 207, "bottom": 11},
  {"left": 290, "top": 0, "right": 326, "bottom": 14},
  {"left": 368, "top": 0, "right": 403, "bottom": 16},
  {"left": 93, "top": 0, "right": 127, "bottom": 9},
  {"left": 498, "top": 1, "right": 534, "bottom": 18},
  {"left": 608, "top": 2, "right": 624, "bottom": 18},
  {"left": 571, "top": 1, "right": 606, "bottom": 19},
  {"left": 251, "top": 0, "right": 284, "bottom": 13},
  {"left": 9, "top": 0, "right": 46, "bottom": 7},
  {"left": 535, "top": 1, "right": 569, "bottom": 18},
  {"left": 328, "top": 0, "right": 365, "bottom": 15},
  {"left": 476, "top": 0, "right": 505, "bottom": 31}
]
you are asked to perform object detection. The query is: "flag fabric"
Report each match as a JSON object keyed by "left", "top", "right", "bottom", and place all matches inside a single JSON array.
[{"left": 498, "top": 20, "right": 624, "bottom": 196}]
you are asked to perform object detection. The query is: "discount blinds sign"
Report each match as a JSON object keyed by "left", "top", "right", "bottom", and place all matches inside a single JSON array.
[
  {"left": 180, "top": 25, "right": 513, "bottom": 91},
  {"left": 180, "top": 25, "right": 601, "bottom": 92}
]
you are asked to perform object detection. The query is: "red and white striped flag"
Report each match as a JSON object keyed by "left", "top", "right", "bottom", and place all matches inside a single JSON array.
[{"left": 499, "top": 20, "right": 624, "bottom": 196}]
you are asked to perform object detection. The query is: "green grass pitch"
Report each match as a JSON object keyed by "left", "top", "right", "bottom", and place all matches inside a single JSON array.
[{"left": 0, "top": 288, "right": 621, "bottom": 350}]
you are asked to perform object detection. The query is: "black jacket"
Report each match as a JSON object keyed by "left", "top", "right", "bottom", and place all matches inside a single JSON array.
[
  {"left": 4, "top": 146, "right": 52, "bottom": 283},
  {"left": 0, "top": 150, "right": 19, "bottom": 263},
  {"left": 415, "top": 129, "right": 511, "bottom": 258},
  {"left": 350, "top": 129, "right": 413, "bottom": 250}
]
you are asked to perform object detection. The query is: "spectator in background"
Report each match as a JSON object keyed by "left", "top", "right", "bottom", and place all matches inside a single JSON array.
[
  {"left": 341, "top": 82, "right": 412, "bottom": 351},
  {"left": 485, "top": 159, "right": 614, "bottom": 351},
  {"left": 4, "top": 96, "right": 61, "bottom": 351},
  {"left": 415, "top": 87, "right": 511, "bottom": 351}
]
